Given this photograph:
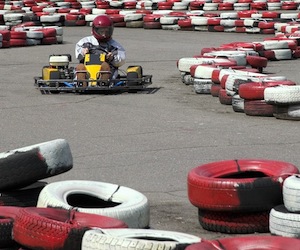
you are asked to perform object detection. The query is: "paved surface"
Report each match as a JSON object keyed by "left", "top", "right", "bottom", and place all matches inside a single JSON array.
[{"left": 1, "top": 26, "right": 300, "bottom": 241}]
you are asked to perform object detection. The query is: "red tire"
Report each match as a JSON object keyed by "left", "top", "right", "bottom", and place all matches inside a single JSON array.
[
  {"left": 13, "top": 207, "right": 127, "bottom": 250},
  {"left": 9, "top": 38, "right": 27, "bottom": 47},
  {"left": 143, "top": 21, "right": 162, "bottom": 29},
  {"left": 198, "top": 209, "right": 269, "bottom": 233},
  {"left": 246, "top": 55, "right": 268, "bottom": 72},
  {"left": 210, "top": 83, "right": 221, "bottom": 97},
  {"left": 186, "top": 236, "right": 300, "bottom": 250},
  {"left": 188, "top": 159, "right": 299, "bottom": 211},
  {"left": 244, "top": 99, "right": 274, "bottom": 117},
  {"left": 10, "top": 31, "right": 26, "bottom": 39},
  {"left": 218, "top": 88, "right": 232, "bottom": 105}
]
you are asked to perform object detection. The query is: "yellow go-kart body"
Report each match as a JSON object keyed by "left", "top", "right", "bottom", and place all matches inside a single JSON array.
[{"left": 83, "top": 53, "right": 108, "bottom": 86}]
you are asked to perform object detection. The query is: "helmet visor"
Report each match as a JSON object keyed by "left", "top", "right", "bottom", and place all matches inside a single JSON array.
[{"left": 94, "top": 26, "right": 113, "bottom": 38}]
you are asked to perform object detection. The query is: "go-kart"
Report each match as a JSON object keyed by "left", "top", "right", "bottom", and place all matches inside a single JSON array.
[{"left": 34, "top": 43, "right": 152, "bottom": 94}]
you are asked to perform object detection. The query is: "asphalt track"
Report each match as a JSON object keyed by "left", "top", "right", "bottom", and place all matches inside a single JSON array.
[{"left": 1, "top": 25, "right": 300, "bottom": 241}]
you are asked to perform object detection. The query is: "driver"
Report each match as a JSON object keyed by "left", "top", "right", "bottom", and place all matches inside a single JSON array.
[{"left": 75, "top": 14, "right": 126, "bottom": 87}]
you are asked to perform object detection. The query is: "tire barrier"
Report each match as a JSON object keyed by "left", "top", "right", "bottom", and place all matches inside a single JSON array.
[
  {"left": 0, "top": 138, "right": 72, "bottom": 191},
  {"left": 2, "top": 2, "right": 300, "bottom": 49},
  {"left": 81, "top": 228, "right": 201, "bottom": 250},
  {"left": 37, "top": 180, "right": 150, "bottom": 229},
  {"left": 177, "top": 35, "right": 300, "bottom": 119}
]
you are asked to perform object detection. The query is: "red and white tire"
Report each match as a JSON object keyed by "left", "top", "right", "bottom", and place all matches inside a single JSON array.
[
  {"left": 264, "top": 85, "right": 300, "bottom": 105},
  {"left": 239, "top": 80, "right": 296, "bottom": 100},
  {"left": 37, "top": 180, "right": 150, "bottom": 229},
  {"left": 13, "top": 207, "right": 127, "bottom": 250},
  {"left": 0, "top": 139, "right": 72, "bottom": 191},
  {"left": 188, "top": 159, "right": 299, "bottom": 211}
]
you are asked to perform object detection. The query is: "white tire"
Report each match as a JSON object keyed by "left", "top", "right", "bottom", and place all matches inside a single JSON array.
[
  {"left": 124, "top": 13, "right": 143, "bottom": 22},
  {"left": 82, "top": 228, "right": 201, "bottom": 250},
  {"left": 190, "top": 16, "right": 208, "bottom": 26},
  {"left": 192, "top": 65, "right": 215, "bottom": 79},
  {"left": 273, "top": 49, "right": 292, "bottom": 60},
  {"left": 40, "top": 14, "right": 61, "bottom": 23},
  {"left": 269, "top": 204, "right": 300, "bottom": 238},
  {"left": 177, "top": 57, "right": 233, "bottom": 73},
  {"left": 85, "top": 14, "right": 98, "bottom": 22},
  {"left": 26, "top": 30, "right": 43, "bottom": 39},
  {"left": 283, "top": 175, "right": 300, "bottom": 212},
  {"left": 37, "top": 180, "right": 150, "bottom": 229},
  {"left": 262, "top": 40, "right": 292, "bottom": 50},
  {"left": 264, "top": 85, "right": 300, "bottom": 105},
  {"left": 193, "top": 78, "right": 212, "bottom": 94},
  {"left": 91, "top": 8, "right": 106, "bottom": 15}
]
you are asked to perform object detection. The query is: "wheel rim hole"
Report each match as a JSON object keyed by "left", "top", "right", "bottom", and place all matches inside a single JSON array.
[
  {"left": 221, "top": 171, "right": 267, "bottom": 178},
  {"left": 67, "top": 194, "right": 121, "bottom": 208}
]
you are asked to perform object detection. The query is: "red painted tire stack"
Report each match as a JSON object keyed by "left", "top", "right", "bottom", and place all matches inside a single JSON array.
[
  {"left": 0, "top": 29, "right": 10, "bottom": 48},
  {"left": 10, "top": 31, "right": 27, "bottom": 47},
  {"left": 187, "top": 159, "right": 299, "bottom": 234}
]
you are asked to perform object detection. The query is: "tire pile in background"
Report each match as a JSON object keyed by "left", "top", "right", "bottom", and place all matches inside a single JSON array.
[
  {"left": 2, "top": 0, "right": 300, "bottom": 47},
  {"left": 177, "top": 33, "right": 300, "bottom": 121}
]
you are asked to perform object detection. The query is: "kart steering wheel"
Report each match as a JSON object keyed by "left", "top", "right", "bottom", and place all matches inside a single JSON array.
[{"left": 81, "top": 42, "right": 116, "bottom": 55}]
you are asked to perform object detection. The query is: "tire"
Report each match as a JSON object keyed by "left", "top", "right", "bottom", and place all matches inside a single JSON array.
[
  {"left": 12, "top": 207, "right": 127, "bottom": 250},
  {"left": 273, "top": 104, "right": 300, "bottom": 121},
  {"left": 37, "top": 180, "right": 150, "bottom": 229},
  {"left": 193, "top": 78, "right": 212, "bottom": 94},
  {"left": 232, "top": 94, "right": 244, "bottom": 113},
  {"left": 185, "top": 235, "right": 300, "bottom": 250},
  {"left": 239, "top": 80, "right": 296, "bottom": 100},
  {"left": 0, "top": 139, "right": 73, "bottom": 191},
  {"left": 218, "top": 88, "right": 232, "bottom": 105},
  {"left": 187, "top": 159, "right": 299, "bottom": 211},
  {"left": 264, "top": 85, "right": 300, "bottom": 105},
  {"left": 244, "top": 100, "right": 274, "bottom": 117},
  {"left": 269, "top": 204, "right": 300, "bottom": 238},
  {"left": 0, "top": 181, "right": 47, "bottom": 207},
  {"left": 82, "top": 228, "right": 201, "bottom": 250},
  {"left": 283, "top": 174, "right": 300, "bottom": 212},
  {"left": 198, "top": 209, "right": 269, "bottom": 234}
]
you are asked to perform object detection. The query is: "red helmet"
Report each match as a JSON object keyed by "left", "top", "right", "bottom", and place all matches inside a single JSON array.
[{"left": 92, "top": 15, "right": 114, "bottom": 42}]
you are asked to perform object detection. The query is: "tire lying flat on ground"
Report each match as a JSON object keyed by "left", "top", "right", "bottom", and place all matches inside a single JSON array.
[
  {"left": 81, "top": 228, "right": 201, "bottom": 250},
  {"left": 37, "top": 180, "right": 150, "bottom": 229},
  {"left": 188, "top": 159, "right": 299, "bottom": 211},
  {"left": 0, "top": 139, "right": 73, "bottom": 191},
  {"left": 13, "top": 207, "right": 128, "bottom": 250}
]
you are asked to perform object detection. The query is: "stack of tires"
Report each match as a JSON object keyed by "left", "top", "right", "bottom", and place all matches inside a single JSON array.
[
  {"left": 270, "top": 174, "right": 300, "bottom": 238},
  {"left": 264, "top": 85, "right": 300, "bottom": 120},
  {"left": 187, "top": 159, "right": 299, "bottom": 234},
  {"left": 0, "top": 139, "right": 202, "bottom": 249}
]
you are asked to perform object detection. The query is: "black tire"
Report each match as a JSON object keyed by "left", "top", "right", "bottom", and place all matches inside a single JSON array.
[
  {"left": 0, "top": 181, "right": 47, "bottom": 207},
  {"left": 198, "top": 209, "right": 269, "bottom": 234}
]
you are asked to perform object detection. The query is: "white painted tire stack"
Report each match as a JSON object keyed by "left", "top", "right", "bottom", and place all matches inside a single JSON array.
[{"left": 270, "top": 175, "right": 300, "bottom": 237}]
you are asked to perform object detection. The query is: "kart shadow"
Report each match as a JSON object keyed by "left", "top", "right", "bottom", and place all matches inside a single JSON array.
[{"left": 78, "top": 87, "right": 161, "bottom": 95}]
